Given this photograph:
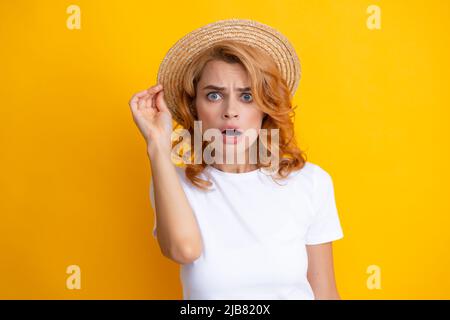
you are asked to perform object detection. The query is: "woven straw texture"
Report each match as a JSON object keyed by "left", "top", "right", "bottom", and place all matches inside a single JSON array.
[{"left": 156, "top": 18, "right": 301, "bottom": 123}]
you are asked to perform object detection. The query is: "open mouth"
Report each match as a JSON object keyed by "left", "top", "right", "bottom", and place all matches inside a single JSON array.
[{"left": 221, "top": 129, "right": 242, "bottom": 136}]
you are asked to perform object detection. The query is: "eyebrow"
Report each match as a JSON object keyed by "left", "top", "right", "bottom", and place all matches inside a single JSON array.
[{"left": 202, "top": 85, "right": 251, "bottom": 92}]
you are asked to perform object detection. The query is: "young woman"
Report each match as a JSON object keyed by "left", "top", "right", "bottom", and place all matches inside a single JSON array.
[{"left": 128, "top": 19, "right": 344, "bottom": 300}]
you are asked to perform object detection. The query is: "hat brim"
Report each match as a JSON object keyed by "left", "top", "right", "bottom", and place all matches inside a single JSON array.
[{"left": 157, "top": 18, "right": 301, "bottom": 124}]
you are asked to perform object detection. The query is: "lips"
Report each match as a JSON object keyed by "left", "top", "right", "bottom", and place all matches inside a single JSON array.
[
  {"left": 220, "top": 126, "right": 243, "bottom": 136},
  {"left": 221, "top": 128, "right": 242, "bottom": 136}
]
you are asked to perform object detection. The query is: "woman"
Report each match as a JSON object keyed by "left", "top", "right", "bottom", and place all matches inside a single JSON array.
[{"left": 128, "top": 19, "right": 344, "bottom": 300}]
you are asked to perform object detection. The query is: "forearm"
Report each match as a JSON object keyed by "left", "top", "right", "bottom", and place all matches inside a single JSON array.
[
  {"left": 306, "top": 243, "right": 342, "bottom": 300},
  {"left": 148, "top": 144, "right": 203, "bottom": 264}
]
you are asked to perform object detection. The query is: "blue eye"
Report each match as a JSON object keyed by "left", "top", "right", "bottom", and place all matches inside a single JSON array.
[
  {"left": 206, "top": 92, "right": 253, "bottom": 102},
  {"left": 242, "top": 93, "right": 253, "bottom": 102},
  {"left": 207, "top": 92, "right": 221, "bottom": 101}
]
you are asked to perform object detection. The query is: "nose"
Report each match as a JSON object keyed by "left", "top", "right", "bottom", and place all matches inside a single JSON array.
[
  {"left": 223, "top": 112, "right": 239, "bottom": 119},
  {"left": 222, "top": 101, "right": 239, "bottom": 120}
]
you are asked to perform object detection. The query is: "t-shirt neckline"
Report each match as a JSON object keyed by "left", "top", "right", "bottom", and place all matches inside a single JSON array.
[{"left": 206, "top": 165, "right": 262, "bottom": 179}]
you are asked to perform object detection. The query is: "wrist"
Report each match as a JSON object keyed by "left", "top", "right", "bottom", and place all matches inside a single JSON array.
[{"left": 147, "top": 141, "right": 171, "bottom": 160}]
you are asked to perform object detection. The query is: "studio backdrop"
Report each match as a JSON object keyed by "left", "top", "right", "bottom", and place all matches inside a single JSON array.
[{"left": 0, "top": 0, "right": 449, "bottom": 299}]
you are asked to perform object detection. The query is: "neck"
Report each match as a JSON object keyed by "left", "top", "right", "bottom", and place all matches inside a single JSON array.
[{"left": 210, "top": 163, "right": 258, "bottom": 173}]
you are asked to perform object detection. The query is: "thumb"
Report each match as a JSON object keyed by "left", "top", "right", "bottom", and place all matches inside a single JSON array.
[{"left": 156, "top": 90, "right": 170, "bottom": 114}]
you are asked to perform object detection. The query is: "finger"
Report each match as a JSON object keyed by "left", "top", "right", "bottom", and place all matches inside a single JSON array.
[
  {"left": 148, "top": 85, "right": 163, "bottom": 109},
  {"left": 129, "top": 90, "right": 149, "bottom": 111},
  {"left": 145, "top": 92, "right": 157, "bottom": 110},
  {"left": 129, "top": 96, "right": 142, "bottom": 112},
  {"left": 131, "top": 89, "right": 149, "bottom": 103},
  {"left": 151, "top": 94, "right": 157, "bottom": 109},
  {"left": 130, "top": 85, "right": 161, "bottom": 111},
  {"left": 130, "top": 85, "right": 159, "bottom": 105},
  {"left": 147, "top": 83, "right": 163, "bottom": 95},
  {"left": 138, "top": 96, "right": 147, "bottom": 110},
  {"left": 155, "top": 89, "right": 170, "bottom": 113}
]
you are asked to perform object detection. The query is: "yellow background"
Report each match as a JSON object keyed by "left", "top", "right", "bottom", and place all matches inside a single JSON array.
[{"left": 1, "top": 0, "right": 449, "bottom": 299}]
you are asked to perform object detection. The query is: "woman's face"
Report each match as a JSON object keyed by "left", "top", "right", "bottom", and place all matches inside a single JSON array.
[{"left": 194, "top": 60, "right": 265, "bottom": 162}]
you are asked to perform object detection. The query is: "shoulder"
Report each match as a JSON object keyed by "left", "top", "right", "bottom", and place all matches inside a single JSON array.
[
  {"left": 308, "top": 163, "right": 335, "bottom": 199},
  {"left": 287, "top": 161, "right": 335, "bottom": 196},
  {"left": 309, "top": 162, "right": 334, "bottom": 187},
  {"left": 300, "top": 163, "right": 337, "bottom": 213}
]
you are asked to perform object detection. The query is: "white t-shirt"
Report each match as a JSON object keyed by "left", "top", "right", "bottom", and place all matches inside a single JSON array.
[{"left": 149, "top": 161, "right": 344, "bottom": 300}]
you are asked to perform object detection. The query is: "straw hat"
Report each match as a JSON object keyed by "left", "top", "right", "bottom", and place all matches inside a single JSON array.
[{"left": 156, "top": 18, "right": 301, "bottom": 124}]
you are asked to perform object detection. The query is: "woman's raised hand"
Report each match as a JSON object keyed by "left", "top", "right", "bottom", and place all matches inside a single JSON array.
[{"left": 128, "top": 84, "right": 173, "bottom": 153}]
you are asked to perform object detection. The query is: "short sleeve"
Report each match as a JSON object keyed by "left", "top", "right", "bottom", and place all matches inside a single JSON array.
[
  {"left": 305, "top": 165, "right": 344, "bottom": 245},
  {"left": 149, "top": 176, "right": 157, "bottom": 239}
]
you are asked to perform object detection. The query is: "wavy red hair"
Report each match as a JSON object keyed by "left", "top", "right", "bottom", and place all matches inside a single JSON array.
[{"left": 169, "top": 40, "right": 307, "bottom": 190}]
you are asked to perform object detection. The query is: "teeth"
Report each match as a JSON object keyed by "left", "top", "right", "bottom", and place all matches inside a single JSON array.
[{"left": 223, "top": 129, "right": 241, "bottom": 136}]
